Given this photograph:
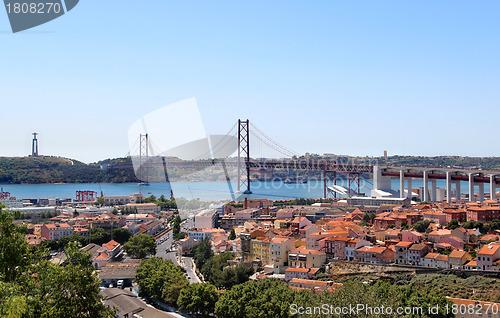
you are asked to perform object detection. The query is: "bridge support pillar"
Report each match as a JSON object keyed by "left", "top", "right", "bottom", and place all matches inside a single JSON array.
[
  {"left": 423, "top": 171, "right": 429, "bottom": 202},
  {"left": 478, "top": 183, "right": 484, "bottom": 202},
  {"left": 455, "top": 181, "right": 461, "bottom": 202},
  {"left": 431, "top": 179, "right": 437, "bottom": 202},
  {"left": 400, "top": 170, "right": 405, "bottom": 198},
  {"left": 490, "top": 175, "right": 496, "bottom": 200},
  {"left": 407, "top": 178, "right": 412, "bottom": 199},
  {"left": 446, "top": 172, "right": 452, "bottom": 204},
  {"left": 469, "top": 173, "right": 475, "bottom": 202}
]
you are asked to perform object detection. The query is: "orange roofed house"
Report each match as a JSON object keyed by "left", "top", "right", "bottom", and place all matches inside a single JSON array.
[
  {"left": 477, "top": 242, "right": 500, "bottom": 271},
  {"left": 288, "top": 247, "right": 326, "bottom": 268},
  {"left": 354, "top": 246, "right": 395, "bottom": 264}
]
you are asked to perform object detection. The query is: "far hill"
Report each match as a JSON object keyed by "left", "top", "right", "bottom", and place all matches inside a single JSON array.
[{"left": 0, "top": 156, "right": 138, "bottom": 184}]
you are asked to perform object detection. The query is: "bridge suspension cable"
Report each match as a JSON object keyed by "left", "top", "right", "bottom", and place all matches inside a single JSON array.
[{"left": 249, "top": 122, "right": 299, "bottom": 158}]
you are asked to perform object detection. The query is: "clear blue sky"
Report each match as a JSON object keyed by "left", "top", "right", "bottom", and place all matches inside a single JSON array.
[{"left": 1, "top": 1, "right": 499, "bottom": 163}]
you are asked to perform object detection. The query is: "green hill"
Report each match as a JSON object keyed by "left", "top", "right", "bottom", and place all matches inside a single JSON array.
[{"left": 0, "top": 156, "right": 138, "bottom": 184}]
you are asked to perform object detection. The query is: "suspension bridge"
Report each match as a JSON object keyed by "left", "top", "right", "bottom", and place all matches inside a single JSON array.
[{"left": 118, "top": 119, "right": 500, "bottom": 203}]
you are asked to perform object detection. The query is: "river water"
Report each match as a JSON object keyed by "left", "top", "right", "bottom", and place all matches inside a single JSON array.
[{"left": 0, "top": 179, "right": 478, "bottom": 201}]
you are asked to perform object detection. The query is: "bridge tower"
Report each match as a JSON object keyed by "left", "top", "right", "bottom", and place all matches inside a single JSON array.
[
  {"left": 237, "top": 119, "right": 252, "bottom": 194},
  {"left": 139, "top": 133, "right": 149, "bottom": 183}
]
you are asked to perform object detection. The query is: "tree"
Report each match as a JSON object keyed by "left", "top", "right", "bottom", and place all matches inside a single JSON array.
[
  {"left": 447, "top": 219, "right": 460, "bottom": 230},
  {"left": 135, "top": 257, "right": 188, "bottom": 305},
  {"left": 95, "top": 197, "right": 105, "bottom": 206},
  {"left": 124, "top": 234, "right": 156, "bottom": 258},
  {"left": 229, "top": 228, "right": 236, "bottom": 240},
  {"left": 215, "top": 279, "right": 296, "bottom": 318},
  {"left": 0, "top": 206, "right": 114, "bottom": 318},
  {"left": 172, "top": 215, "right": 181, "bottom": 240},
  {"left": 192, "top": 238, "right": 214, "bottom": 270},
  {"left": 58, "top": 234, "right": 88, "bottom": 248},
  {"left": 413, "top": 220, "right": 431, "bottom": 233},
  {"left": 111, "top": 228, "right": 132, "bottom": 245},
  {"left": 0, "top": 204, "right": 29, "bottom": 282},
  {"left": 32, "top": 242, "right": 115, "bottom": 318},
  {"left": 177, "top": 283, "right": 219, "bottom": 317},
  {"left": 90, "top": 227, "right": 110, "bottom": 245}
]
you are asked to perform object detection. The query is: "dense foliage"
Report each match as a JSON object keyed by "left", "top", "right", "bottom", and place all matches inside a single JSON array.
[
  {"left": 0, "top": 205, "right": 114, "bottom": 317},
  {"left": 123, "top": 233, "right": 156, "bottom": 258},
  {"left": 177, "top": 282, "right": 219, "bottom": 317},
  {"left": 215, "top": 278, "right": 454, "bottom": 318},
  {"left": 200, "top": 252, "right": 253, "bottom": 289},
  {"left": 135, "top": 257, "right": 189, "bottom": 305}
]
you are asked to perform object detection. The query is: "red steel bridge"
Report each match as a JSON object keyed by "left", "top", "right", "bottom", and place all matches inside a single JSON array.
[{"left": 118, "top": 119, "right": 500, "bottom": 201}]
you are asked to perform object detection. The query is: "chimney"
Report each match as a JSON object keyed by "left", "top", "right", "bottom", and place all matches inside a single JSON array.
[{"left": 244, "top": 197, "right": 248, "bottom": 209}]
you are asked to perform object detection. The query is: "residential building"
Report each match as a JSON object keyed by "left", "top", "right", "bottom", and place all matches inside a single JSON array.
[
  {"left": 354, "top": 246, "right": 395, "bottom": 264},
  {"left": 124, "top": 214, "right": 155, "bottom": 224},
  {"left": 235, "top": 208, "right": 260, "bottom": 219},
  {"left": 269, "top": 237, "right": 295, "bottom": 272},
  {"left": 345, "top": 238, "right": 370, "bottom": 261},
  {"left": 284, "top": 267, "right": 319, "bottom": 281},
  {"left": 427, "top": 229, "right": 451, "bottom": 243},
  {"left": 401, "top": 230, "right": 423, "bottom": 243},
  {"left": 290, "top": 217, "right": 313, "bottom": 232},
  {"left": 324, "top": 237, "right": 350, "bottom": 259},
  {"left": 288, "top": 247, "right": 327, "bottom": 268},
  {"left": 41, "top": 223, "right": 74, "bottom": 240},
  {"left": 448, "top": 250, "right": 472, "bottom": 269},
  {"left": 250, "top": 237, "right": 271, "bottom": 265},
  {"left": 477, "top": 242, "right": 500, "bottom": 271},
  {"left": 187, "top": 228, "right": 226, "bottom": 241},
  {"left": 394, "top": 241, "right": 413, "bottom": 265},
  {"left": 408, "top": 243, "right": 431, "bottom": 266},
  {"left": 467, "top": 206, "right": 500, "bottom": 222},
  {"left": 194, "top": 209, "right": 218, "bottom": 229},
  {"left": 423, "top": 253, "right": 449, "bottom": 269},
  {"left": 124, "top": 203, "right": 160, "bottom": 214}
]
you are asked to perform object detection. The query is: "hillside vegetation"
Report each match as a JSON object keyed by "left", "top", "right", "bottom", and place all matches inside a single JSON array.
[{"left": 0, "top": 156, "right": 138, "bottom": 184}]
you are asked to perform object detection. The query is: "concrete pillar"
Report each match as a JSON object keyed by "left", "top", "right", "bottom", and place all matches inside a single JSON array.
[
  {"left": 478, "top": 183, "right": 484, "bottom": 202},
  {"left": 469, "top": 173, "right": 475, "bottom": 202},
  {"left": 423, "top": 171, "right": 429, "bottom": 202},
  {"left": 407, "top": 178, "right": 412, "bottom": 199},
  {"left": 455, "top": 181, "right": 461, "bottom": 202},
  {"left": 431, "top": 179, "right": 437, "bottom": 202},
  {"left": 490, "top": 175, "right": 496, "bottom": 200},
  {"left": 446, "top": 172, "right": 452, "bottom": 204},
  {"left": 400, "top": 170, "right": 405, "bottom": 198}
]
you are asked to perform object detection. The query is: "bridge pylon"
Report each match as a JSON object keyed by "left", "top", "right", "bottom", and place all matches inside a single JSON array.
[{"left": 237, "top": 119, "right": 252, "bottom": 194}]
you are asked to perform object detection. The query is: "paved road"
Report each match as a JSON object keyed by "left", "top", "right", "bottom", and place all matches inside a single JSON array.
[
  {"left": 155, "top": 216, "right": 201, "bottom": 284},
  {"left": 181, "top": 256, "right": 201, "bottom": 284}
]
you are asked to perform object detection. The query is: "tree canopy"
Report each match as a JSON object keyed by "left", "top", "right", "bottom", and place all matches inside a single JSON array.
[
  {"left": 124, "top": 234, "right": 156, "bottom": 258},
  {"left": 135, "top": 257, "right": 188, "bottom": 305},
  {"left": 177, "top": 282, "right": 219, "bottom": 317},
  {"left": 0, "top": 205, "right": 114, "bottom": 318}
]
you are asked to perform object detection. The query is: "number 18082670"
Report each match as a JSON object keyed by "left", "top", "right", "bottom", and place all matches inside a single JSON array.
[{"left": 5, "top": 2, "right": 62, "bottom": 14}]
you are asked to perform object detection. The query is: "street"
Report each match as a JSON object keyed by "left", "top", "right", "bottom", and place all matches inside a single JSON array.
[{"left": 155, "top": 216, "right": 201, "bottom": 283}]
